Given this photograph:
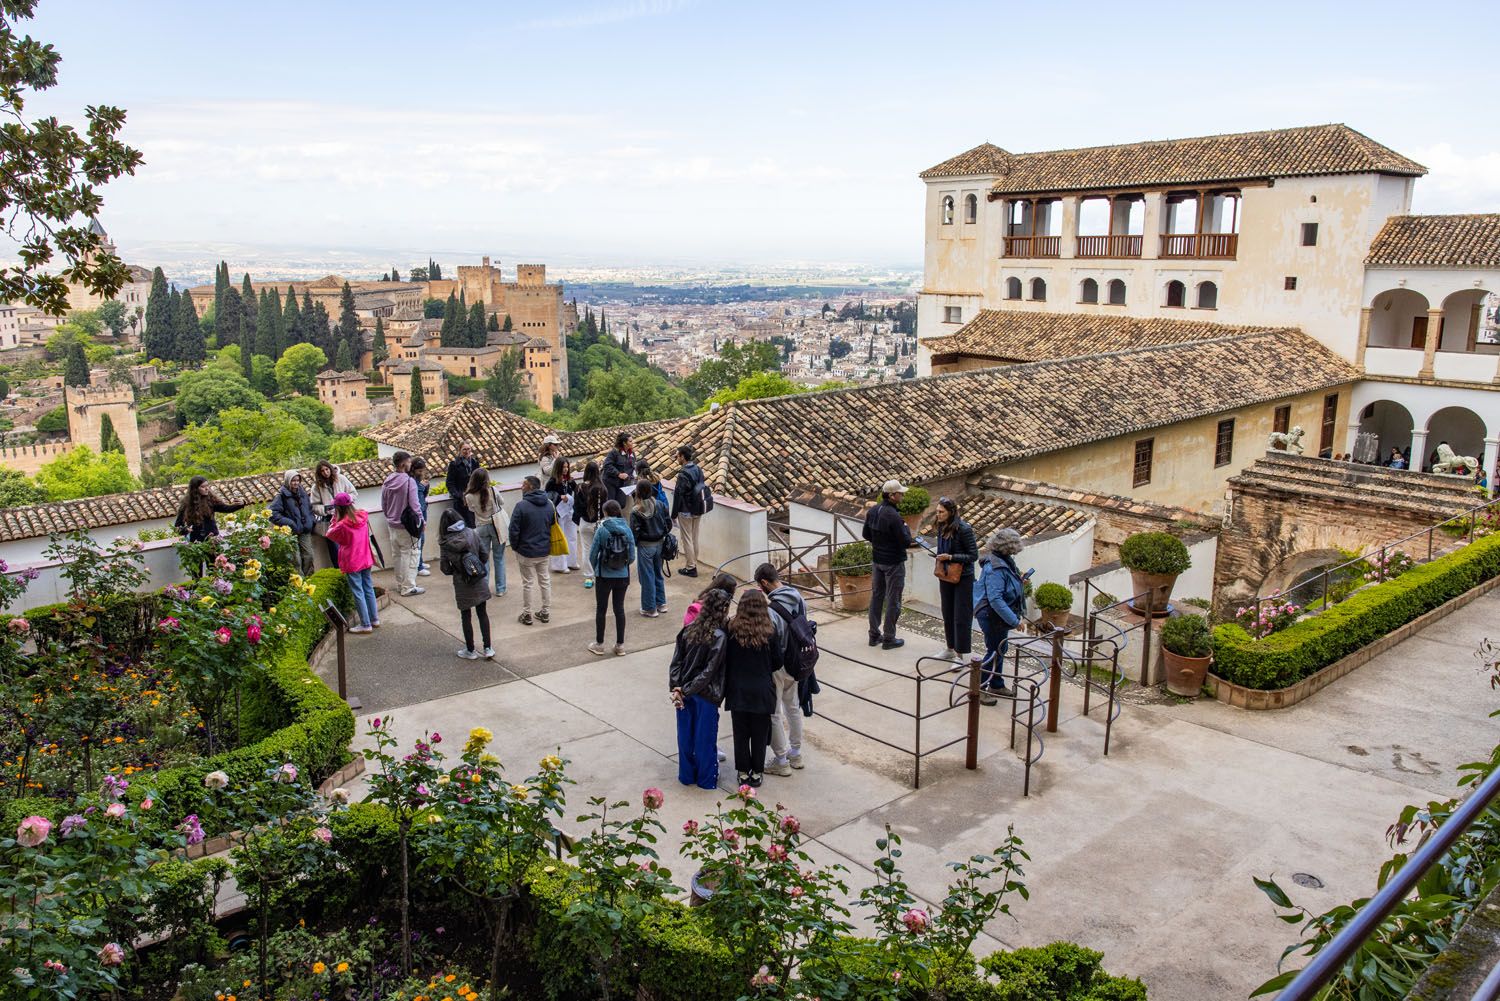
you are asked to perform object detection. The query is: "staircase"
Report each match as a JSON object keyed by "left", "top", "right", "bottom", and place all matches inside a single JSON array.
[{"left": 1230, "top": 452, "right": 1479, "bottom": 521}]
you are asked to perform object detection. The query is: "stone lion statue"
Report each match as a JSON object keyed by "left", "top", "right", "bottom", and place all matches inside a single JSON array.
[
  {"left": 1434, "top": 442, "right": 1479, "bottom": 475},
  {"left": 1267, "top": 425, "right": 1305, "bottom": 455}
]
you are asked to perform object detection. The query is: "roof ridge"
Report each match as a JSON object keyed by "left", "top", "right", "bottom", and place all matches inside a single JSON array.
[{"left": 1005, "top": 122, "right": 1348, "bottom": 159}]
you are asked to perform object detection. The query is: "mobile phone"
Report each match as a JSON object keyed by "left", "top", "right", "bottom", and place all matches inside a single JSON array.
[{"left": 1022, "top": 568, "right": 1035, "bottom": 580}]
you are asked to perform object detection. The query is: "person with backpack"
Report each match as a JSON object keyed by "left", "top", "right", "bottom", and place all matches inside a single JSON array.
[
  {"left": 630, "top": 480, "right": 671, "bottom": 617},
  {"left": 669, "top": 586, "right": 731, "bottom": 790},
  {"left": 587, "top": 499, "right": 635, "bottom": 656},
  {"left": 439, "top": 508, "right": 493, "bottom": 660},
  {"left": 576, "top": 461, "right": 609, "bottom": 591},
  {"left": 671, "top": 444, "right": 712, "bottom": 579},
  {"left": 756, "top": 563, "right": 816, "bottom": 776},
  {"left": 323, "top": 492, "right": 379, "bottom": 633},
  {"left": 723, "top": 587, "right": 784, "bottom": 788},
  {"left": 381, "top": 451, "right": 425, "bottom": 597},
  {"left": 973, "top": 528, "right": 1027, "bottom": 704},
  {"left": 508, "top": 475, "right": 556, "bottom": 626},
  {"left": 463, "top": 468, "right": 508, "bottom": 597},
  {"left": 270, "top": 469, "right": 318, "bottom": 575}
]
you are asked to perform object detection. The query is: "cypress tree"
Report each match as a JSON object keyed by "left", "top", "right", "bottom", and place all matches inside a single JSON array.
[
  {"left": 467, "top": 303, "right": 487, "bottom": 347},
  {"left": 213, "top": 261, "right": 229, "bottom": 333},
  {"left": 281, "top": 285, "right": 302, "bottom": 355},
  {"left": 175, "top": 288, "right": 205, "bottom": 364},
  {"left": 239, "top": 275, "right": 257, "bottom": 366},
  {"left": 440, "top": 293, "right": 460, "bottom": 347},
  {"left": 408, "top": 367, "right": 426, "bottom": 414},
  {"left": 219, "top": 285, "right": 242, "bottom": 351},
  {"left": 165, "top": 287, "right": 182, "bottom": 361},
  {"left": 502, "top": 313, "right": 512, "bottom": 332},
  {"left": 335, "top": 338, "right": 354, "bottom": 372},
  {"left": 487, "top": 313, "right": 499, "bottom": 332},
  {"left": 63, "top": 340, "right": 89, "bottom": 386},
  {"left": 337, "top": 282, "right": 360, "bottom": 353},
  {"left": 98, "top": 412, "right": 123, "bottom": 453},
  {"left": 310, "top": 301, "right": 332, "bottom": 357},
  {"left": 143, "top": 267, "right": 171, "bottom": 360},
  {"left": 371, "top": 316, "right": 388, "bottom": 365},
  {"left": 255, "top": 289, "right": 278, "bottom": 360},
  {"left": 391, "top": 265, "right": 400, "bottom": 283}
]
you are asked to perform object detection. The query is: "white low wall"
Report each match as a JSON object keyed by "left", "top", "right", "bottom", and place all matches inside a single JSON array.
[
  {"left": 1069, "top": 533, "right": 1218, "bottom": 615},
  {"left": 908, "top": 523, "right": 1090, "bottom": 610}
]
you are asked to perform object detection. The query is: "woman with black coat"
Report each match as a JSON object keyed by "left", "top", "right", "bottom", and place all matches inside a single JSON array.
[
  {"left": 438, "top": 508, "right": 494, "bottom": 662},
  {"left": 669, "top": 587, "right": 731, "bottom": 790},
  {"left": 174, "top": 476, "right": 246, "bottom": 543},
  {"left": 934, "top": 496, "right": 979, "bottom": 661},
  {"left": 721, "top": 588, "right": 784, "bottom": 787}
]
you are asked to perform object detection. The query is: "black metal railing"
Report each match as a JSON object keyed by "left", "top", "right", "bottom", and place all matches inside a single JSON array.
[{"left": 1275, "top": 763, "right": 1500, "bottom": 999}]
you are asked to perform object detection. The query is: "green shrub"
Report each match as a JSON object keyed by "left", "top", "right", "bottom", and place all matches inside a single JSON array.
[
  {"left": 897, "top": 485, "right": 930, "bottom": 517},
  {"left": 1033, "top": 582, "right": 1073, "bottom": 612},
  {"left": 148, "top": 379, "right": 177, "bottom": 398},
  {"left": 1214, "top": 533, "right": 1500, "bottom": 690},
  {"left": 1160, "top": 614, "right": 1212, "bottom": 658},
  {"left": 832, "top": 541, "right": 873, "bottom": 577},
  {"left": 980, "top": 942, "right": 1147, "bottom": 1001},
  {"left": 1118, "top": 531, "right": 1191, "bottom": 576}
]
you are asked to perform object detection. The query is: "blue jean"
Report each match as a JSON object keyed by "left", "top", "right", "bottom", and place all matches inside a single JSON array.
[
  {"left": 477, "top": 524, "right": 507, "bottom": 594},
  {"left": 975, "top": 605, "right": 1011, "bottom": 690},
  {"left": 676, "top": 694, "right": 720, "bottom": 789},
  {"left": 347, "top": 568, "right": 378, "bottom": 628},
  {"left": 637, "top": 542, "right": 665, "bottom": 611}
]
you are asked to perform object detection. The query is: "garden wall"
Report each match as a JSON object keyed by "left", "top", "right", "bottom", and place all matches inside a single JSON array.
[{"left": 1069, "top": 533, "right": 1219, "bottom": 616}]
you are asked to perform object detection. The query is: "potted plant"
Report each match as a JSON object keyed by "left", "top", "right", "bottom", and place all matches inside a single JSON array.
[
  {"left": 897, "top": 485, "right": 930, "bottom": 532},
  {"left": 1032, "top": 582, "right": 1073, "bottom": 630},
  {"left": 831, "top": 541, "right": 873, "bottom": 612},
  {"left": 1159, "top": 613, "right": 1213, "bottom": 697},
  {"left": 1118, "top": 531, "right": 1191, "bottom": 615}
]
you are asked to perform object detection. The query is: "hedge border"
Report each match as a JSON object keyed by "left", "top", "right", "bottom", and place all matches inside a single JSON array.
[{"left": 1213, "top": 533, "right": 1500, "bottom": 691}]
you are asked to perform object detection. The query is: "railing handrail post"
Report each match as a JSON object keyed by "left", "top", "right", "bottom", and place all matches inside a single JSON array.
[{"left": 964, "top": 653, "right": 982, "bottom": 773}]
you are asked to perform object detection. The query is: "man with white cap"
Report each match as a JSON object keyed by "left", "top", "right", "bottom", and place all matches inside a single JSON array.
[{"left": 862, "top": 479, "right": 914, "bottom": 650}]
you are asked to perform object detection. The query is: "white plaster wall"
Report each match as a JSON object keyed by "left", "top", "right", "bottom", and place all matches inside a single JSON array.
[
  {"left": 1364, "top": 347, "right": 1424, "bottom": 378},
  {"left": 907, "top": 524, "right": 1086, "bottom": 610},
  {"left": 1069, "top": 534, "right": 1218, "bottom": 617}
]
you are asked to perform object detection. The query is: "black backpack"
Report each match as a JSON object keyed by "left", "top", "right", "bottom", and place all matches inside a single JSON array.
[
  {"left": 770, "top": 598, "right": 819, "bottom": 680},
  {"left": 684, "top": 465, "right": 713, "bottom": 516},
  {"left": 601, "top": 526, "right": 631, "bottom": 571},
  {"left": 661, "top": 533, "right": 679, "bottom": 564}
]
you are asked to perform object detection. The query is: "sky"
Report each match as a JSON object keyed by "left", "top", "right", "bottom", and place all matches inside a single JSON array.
[{"left": 15, "top": 0, "right": 1500, "bottom": 269}]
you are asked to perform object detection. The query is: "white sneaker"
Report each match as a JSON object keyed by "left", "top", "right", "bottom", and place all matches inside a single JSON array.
[
  {"left": 766, "top": 758, "right": 793, "bottom": 777},
  {"left": 788, "top": 753, "right": 805, "bottom": 770},
  {"left": 402, "top": 586, "right": 426, "bottom": 596},
  {"left": 613, "top": 643, "right": 626, "bottom": 656},
  {"left": 940, "top": 648, "right": 959, "bottom": 661},
  {"left": 589, "top": 641, "right": 607, "bottom": 656},
  {"left": 482, "top": 647, "right": 495, "bottom": 659},
  {"left": 641, "top": 609, "right": 659, "bottom": 618},
  {"left": 717, "top": 749, "right": 728, "bottom": 762},
  {"left": 348, "top": 625, "right": 372, "bottom": 634},
  {"left": 417, "top": 567, "right": 432, "bottom": 577},
  {"left": 455, "top": 647, "right": 480, "bottom": 661}
]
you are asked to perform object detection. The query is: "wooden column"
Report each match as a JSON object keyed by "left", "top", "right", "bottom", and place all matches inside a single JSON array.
[
  {"left": 1355, "top": 307, "right": 1373, "bottom": 367},
  {"left": 1419, "top": 309, "right": 1443, "bottom": 378}
]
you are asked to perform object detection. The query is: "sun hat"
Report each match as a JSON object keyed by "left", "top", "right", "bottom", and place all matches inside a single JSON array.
[
  {"left": 332, "top": 491, "right": 353, "bottom": 506},
  {"left": 881, "top": 479, "right": 907, "bottom": 495}
]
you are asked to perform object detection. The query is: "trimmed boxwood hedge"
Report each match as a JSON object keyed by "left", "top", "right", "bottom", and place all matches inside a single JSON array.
[{"left": 1214, "top": 533, "right": 1500, "bottom": 690}]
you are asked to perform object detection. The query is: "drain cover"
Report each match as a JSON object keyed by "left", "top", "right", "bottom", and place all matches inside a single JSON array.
[{"left": 1292, "top": 872, "right": 1324, "bottom": 889}]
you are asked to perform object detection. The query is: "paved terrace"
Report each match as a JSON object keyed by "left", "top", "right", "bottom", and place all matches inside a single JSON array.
[{"left": 321, "top": 565, "right": 1500, "bottom": 1001}]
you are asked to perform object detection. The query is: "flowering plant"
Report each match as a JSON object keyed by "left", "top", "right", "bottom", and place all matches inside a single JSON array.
[
  {"left": 1235, "top": 592, "right": 1302, "bottom": 640},
  {"left": 1364, "top": 548, "right": 1416, "bottom": 583}
]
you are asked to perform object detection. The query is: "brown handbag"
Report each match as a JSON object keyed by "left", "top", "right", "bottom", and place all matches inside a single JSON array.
[{"left": 934, "top": 559, "right": 963, "bottom": 584}]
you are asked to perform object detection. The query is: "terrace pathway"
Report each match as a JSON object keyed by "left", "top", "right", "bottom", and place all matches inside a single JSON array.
[{"left": 321, "top": 570, "right": 1500, "bottom": 1001}]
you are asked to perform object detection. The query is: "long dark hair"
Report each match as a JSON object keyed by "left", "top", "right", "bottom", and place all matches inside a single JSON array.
[
  {"left": 439, "top": 508, "right": 466, "bottom": 534},
  {"left": 698, "top": 573, "right": 738, "bottom": 603},
  {"left": 408, "top": 457, "right": 429, "bottom": 482},
  {"left": 729, "top": 587, "right": 774, "bottom": 648},
  {"left": 685, "top": 588, "right": 732, "bottom": 645},
  {"left": 314, "top": 460, "right": 337, "bottom": 490},
  {"left": 467, "top": 468, "right": 494, "bottom": 515},
  {"left": 582, "top": 460, "right": 601, "bottom": 486},
  {"left": 178, "top": 476, "right": 219, "bottom": 525},
  {"left": 936, "top": 496, "right": 960, "bottom": 537}
]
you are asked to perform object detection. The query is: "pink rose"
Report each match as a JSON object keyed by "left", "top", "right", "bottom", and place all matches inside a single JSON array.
[
  {"left": 737, "top": 784, "right": 756, "bottom": 799},
  {"left": 276, "top": 762, "right": 299, "bottom": 784},
  {"left": 98, "top": 942, "right": 125, "bottom": 967},
  {"left": 723, "top": 828, "right": 739, "bottom": 846},
  {"left": 312, "top": 826, "right": 332, "bottom": 845},
  {"left": 7, "top": 617, "right": 29, "bottom": 635},
  {"left": 246, "top": 622, "right": 262, "bottom": 645},
  {"left": 140, "top": 798, "right": 153, "bottom": 811},
  {"left": 214, "top": 627, "right": 232, "bottom": 645},
  {"left": 105, "top": 803, "right": 126, "bottom": 819},
  {"left": 781, "top": 815, "right": 801, "bottom": 835},
  {"left": 16, "top": 815, "right": 51, "bottom": 847},
  {"left": 259, "top": 535, "right": 272, "bottom": 550},
  {"left": 682, "top": 819, "right": 699, "bottom": 835},
  {"left": 788, "top": 885, "right": 803, "bottom": 898},
  {"left": 177, "top": 814, "right": 205, "bottom": 846},
  {"left": 767, "top": 843, "right": 788, "bottom": 862},
  {"left": 901, "top": 907, "right": 930, "bottom": 933},
  {"left": 642, "top": 787, "right": 665, "bottom": 810}
]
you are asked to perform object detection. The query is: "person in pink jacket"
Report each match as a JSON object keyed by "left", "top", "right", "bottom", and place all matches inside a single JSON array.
[{"left": 324, "top": 491, "right": 380, "bottom": 633}]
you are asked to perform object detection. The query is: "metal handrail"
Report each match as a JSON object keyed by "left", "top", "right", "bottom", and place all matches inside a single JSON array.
[{"left": 1275, "top": 764, "right": 1500, "bottom": 1000}]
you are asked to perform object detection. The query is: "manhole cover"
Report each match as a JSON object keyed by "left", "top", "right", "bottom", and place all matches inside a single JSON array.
[{"left": 1292, "top": 872, "right": 1324, "bottom": 889}]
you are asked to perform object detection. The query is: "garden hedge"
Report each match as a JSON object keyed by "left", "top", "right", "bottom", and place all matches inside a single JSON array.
[{"left": 1214, "top": 533, "right": 1500, "bottom": 690}]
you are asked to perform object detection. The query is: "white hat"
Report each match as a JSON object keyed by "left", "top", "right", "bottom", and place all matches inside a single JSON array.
[
  {"left": 881, "top": 479, "right": 907, "bottom": 494},
  {"left": 542, "top": 433, "right": 562, "bottom": 445}
]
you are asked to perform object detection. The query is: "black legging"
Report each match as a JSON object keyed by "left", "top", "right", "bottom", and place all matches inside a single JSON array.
[
  {"left": 730, "top": 710, "right": 772, "bottom": 775},
  {"left": 940, "top": 577, "right": 975, "bottom": 655},
  {"left": 595, "top": 577, "right": 629, "bottom": 644},
  {"left": 461, "top": 602, "right": 492, "bottom": 652}
]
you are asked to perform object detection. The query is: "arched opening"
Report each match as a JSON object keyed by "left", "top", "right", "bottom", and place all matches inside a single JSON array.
[
  {"left": 1262, "top": 548, "right": 1368, "bottom": 608},
  {"left": 1439, "top": 289, "right": 1490, "bottom": 352},
  {"left": 1196, "top": 281, "right": 1218, "bottom": 309},
  {"left": 1005, "top": 277, "right": 1022, "bottom": 300},
  {"left": 1079, "top": 278, "right": 1099, "bottom": 304},
  {"left": 1029, "top": 278, "right": 1047, "bottom": 302},
  {"left": 1356, "top": 399, "right": 1414, "bottom": 466},
  {"left": 1367, "top": 289, "right": 1431, "bottom": 349},
  {"left": 1164, "top": 280, "right": 1185, "bottom": 308},
  {"left": 1107, "top": 279, "right": 1127, "bottom": 305},
  {"left": 963, "top": 193, "right": 978, "bottom": 224},
  {"left": 1425, "top": 406, "right": 1487, "bottom": 473},
  {"left": 941, "top": 195, "right": 954, "bottom": 225}
]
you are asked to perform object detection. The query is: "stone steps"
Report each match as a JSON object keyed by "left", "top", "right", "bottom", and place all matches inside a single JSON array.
[{"left": 1244, "top": 452, "right": 1478, "bottom": 515}]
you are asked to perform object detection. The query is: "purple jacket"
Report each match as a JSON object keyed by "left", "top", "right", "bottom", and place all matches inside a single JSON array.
[{"left": 381, "top": 471, "right": 421, "bottom": 528}]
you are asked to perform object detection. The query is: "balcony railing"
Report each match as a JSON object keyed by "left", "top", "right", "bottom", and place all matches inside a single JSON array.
[
  {"left": 1076, "top": 234, "right": 1143, "bottom": 258},
  {"left": 1004, "top": 235, "right": 1060, "bottom": 258},
  {"left": 1159, "top": 232, "right": 1238, "bottom": 259}
]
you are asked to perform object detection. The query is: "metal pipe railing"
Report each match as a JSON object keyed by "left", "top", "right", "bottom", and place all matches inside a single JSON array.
[{"left": 1275, "top": 763, "right": 1500, "bottom": 1000}]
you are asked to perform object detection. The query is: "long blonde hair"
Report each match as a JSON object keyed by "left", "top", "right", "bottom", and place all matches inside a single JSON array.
[{"left": 729, "top": 587, "right": 774, "bottom": 648}]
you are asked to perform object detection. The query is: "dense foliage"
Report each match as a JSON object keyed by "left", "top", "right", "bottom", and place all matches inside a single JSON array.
[{"left": 1117, "top": 532, "right": 1191, "bottom": 577}]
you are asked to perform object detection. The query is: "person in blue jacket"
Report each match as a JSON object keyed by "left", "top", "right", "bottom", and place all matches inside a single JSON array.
[{"left": 973, "top": 527, "right": 1027, "bottom": 704}]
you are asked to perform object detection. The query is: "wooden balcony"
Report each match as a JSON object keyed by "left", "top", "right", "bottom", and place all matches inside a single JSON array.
[
  {"left": 1076, "top": 234, "right": 1143, "bottom": 258},
  {"left": 1004, "top": 235, "right": 1060, "bottom": 258},
  {"left": 1159, "top": 232, "right": 1238, "bottom": 259}
]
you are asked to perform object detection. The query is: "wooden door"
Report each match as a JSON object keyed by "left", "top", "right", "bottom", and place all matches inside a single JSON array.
[
  {"left": 1319, "top": 393, "right": 1338, "bottom": 455},
  {"left": 1410, "top": 316, "right": 1428, "bottom": 349}
]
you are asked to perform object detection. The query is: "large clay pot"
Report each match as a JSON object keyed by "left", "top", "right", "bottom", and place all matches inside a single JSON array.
[
  {"left": 1162, "top": 650, "right": 1212, "bottom": 698},
  {"left": 902, "top": 511, "right": 925, "bottom": 534},
  {"left": 1128, "top": 570, "right": 1178, "bottom": 616},
  {"left": 1038, "top": 607, "right": 1070, "bottom": 630},
  {"left": 835, "top": 572, "right": 872, "bottom": 612}
]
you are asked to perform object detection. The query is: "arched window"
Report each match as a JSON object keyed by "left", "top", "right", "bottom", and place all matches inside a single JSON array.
[
  {"left": 1029, "top": 278, "right": 1047, "bottom": 301},
  {"left": 1005, "top": 277, "right": 1023, "bottom": 300},
  {"left": 941, "top": 196, "right": 955, "bottom": 225},
  {"left": 1196, "top": 281, "right": 1218, "bottom": 309},
  {"left": 1079, "top": 278, "right": 1099, "bottom": 304},
  {"left": 1107, "top": 279, "right": 1127, "bottom": 305},
  {"left": 1165, "top": 280, "right": 1186, "bottom": 308},
  {"left": 963, "top": 193, "right": 978, "bottom": 224}
]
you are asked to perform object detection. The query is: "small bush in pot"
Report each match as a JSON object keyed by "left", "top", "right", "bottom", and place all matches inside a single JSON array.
[
  {"left": 897, "top": 485, "right": 930, "bottom": 518},
  {"left": 1160, "top": 614, "right": 1212, "bottom": 658},
  {"left": 1119, "top": 532, "right": 1191, "bottom": 576},
  {"left": 1033, "top": 582, "right": 1073, "bottom": 629},
  {"left": 831, "top": 541, "right": 873, "bottom": 612}
]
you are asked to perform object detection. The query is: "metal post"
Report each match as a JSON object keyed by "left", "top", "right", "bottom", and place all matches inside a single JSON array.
[
  {"left": 964, "top": 653, "right": 982, "bottom": 772},
  {"left": 1321, "top": 569, "right": 1330, "bottom": 610},
  {"left": 1082, "top": 617, "right": 1096, "bottom": 717},
  {"left": 1046, "top": 628, "right": 1064, "bottom": 733},
  {"left": 915, "top": 661, "right": 924, "bottom": 790},
  {"left": 321, "top": 601, "right": 360, "bottom": 710},
  {"left": 1104, "top": 647, "right": 1119, "bottom": 756},
  {"left": 1140, "top": 591, "right": 1155, "bottom": 687},
  {"left": 1023, "top": 683, "right": 1036, "bottom": 797}
]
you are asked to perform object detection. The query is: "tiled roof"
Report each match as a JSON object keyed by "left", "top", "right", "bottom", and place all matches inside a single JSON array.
[
  {"left": 916, "top": 491, "right": 1089, "bottom": 541},
  {"left": 919, "top": 143, "right": 1011, "bottom": 179},
  {"left": 923, "top": 310, "right": 1289, "bottom": 363},
  {"left": 365, "top": 397, "right": 552, "bottom": 467},
  {"left": 923, "top": 124, "right": 1425, "bottom": 194},
  {"left": 0, "top": 458, "right": 391, "bottom": 544},
  {"left": 971, "top": 472, "right": 1212, "bottom": 525},
  {"left": 1365, "top": 214, "right": 1500, "bottom": 268},
  {"left": 621, "top": 330, "right": 1360, "bottom": 512}
]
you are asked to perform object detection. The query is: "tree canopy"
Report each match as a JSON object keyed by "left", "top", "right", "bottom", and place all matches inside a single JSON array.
[
  {"left": 409, "top": 368, "right": 426, "bottom": 414},
  {"left": 700, "top": 371, "right": 804, "bottom": 410},
  {"left": 482, "top": 349, "right": 526, "bottom": 413},
  {"left": 0, "top": 467, "right": 44, "bottom": 508},
  {"left": 163, "top": 406, "right": 319, "bottom": 481},
  {"left": 572, "top": 366, "right": 692, "bottom": 429},
  {"left": 174, "top": 367, "right": 265, "bottom": 428},
  {"left": 34, "top": 445, "right": 137, "bottom": 501},
  {"left": 682, "top": 340, "right": 781, "bottom": 402},
  {"left": 273, "top": 343, "right": 328, "bottom": 396}
]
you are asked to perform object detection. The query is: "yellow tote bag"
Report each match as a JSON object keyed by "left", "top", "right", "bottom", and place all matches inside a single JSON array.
[{"left": 549, "top": 521, "right": 569, "bottom": 557}]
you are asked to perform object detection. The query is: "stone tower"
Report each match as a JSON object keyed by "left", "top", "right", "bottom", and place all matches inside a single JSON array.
[{"left": 66, "top": 384, "right": 142, "bottom": 476}]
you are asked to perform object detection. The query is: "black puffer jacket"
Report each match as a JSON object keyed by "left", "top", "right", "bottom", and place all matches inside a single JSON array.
[
  {"left": 507, "top": 489, "right": 556, "bottom": 558},
  {"left": 270, "top": 485, "right": 316, "bottom": 535},
  {"left": 439, "top": 525, "right": 491, "bottom": 610},
  {"left": 937, "top": 518, "right": 979, "bottom": 580}
]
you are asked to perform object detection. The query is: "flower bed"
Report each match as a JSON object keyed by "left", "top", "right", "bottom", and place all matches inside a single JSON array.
[{"left": 1213, "top": 533, "right": 1500, "bottom": 691}]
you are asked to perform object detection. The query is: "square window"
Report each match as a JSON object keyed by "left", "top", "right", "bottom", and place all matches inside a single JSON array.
[
  {"left": 1284, "top": 276, "right": 1298, "bottom": 291},
  {"left": 1214, "top": 418, "right": 1235, "bottom": 468},
  {"left": 943, "top": 306, "right": 962, "bottom": 324},
  {"left": 1301, "top": 223, "right": 1318, "bottom": 247},
  {"left": 1274, "top": 405, "right": 1291, "bottom": 435},
  {"left": 1133, "top": 438, "right": 1154, "bottom": 487}
]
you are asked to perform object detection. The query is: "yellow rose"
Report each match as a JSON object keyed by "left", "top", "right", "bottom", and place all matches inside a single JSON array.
[
  {"left": 290, "top": 574, "right": 304, "bottom": 588},
  {"left": 509, "top": 784, "right": 529, "bottom": 800},
  {"left": 336, "top": 961, "right": 349, "bottom": 973},
  {"left": 279, "top": 525, "right": 292, "bottom": 535},
  {"left": 539, "top": 754, "right": 563, "bottom": 772},
  {"left": 243, "top": 569, "right": 260, "bottom": 581},
  {"left": 199, "top": 596, "right": 215, "bottom": 607},
  {"left": 312, "top": 961, "right": 327, "bottom": 974}
]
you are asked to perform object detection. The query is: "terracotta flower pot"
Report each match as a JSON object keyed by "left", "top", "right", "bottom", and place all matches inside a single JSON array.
[
  {"left": 835, "top": 572, "right": 872, "bottom": 612},
  {"left": 1128, "top": 570, "right": 1178, "bottom": 616},
  {"left": 1162, "top": 650, "right": 1212, "bottom": 697},
  {"left": 1038, "top": 607, "right": 1070, "bottom": 630},
  {"left": 902, "top": 511, "right": 924, "bottom": 533}
]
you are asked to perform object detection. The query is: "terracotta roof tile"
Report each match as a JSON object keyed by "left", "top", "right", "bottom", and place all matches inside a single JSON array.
[
  {"left": 365, "top": 397, "right": 552, "bottom": 468},
  {"left": 916, "top": 491, "right": 1090, "bottom": 541},
  {"left": 918, "top": 142, "right": 1011, "bottom": 179},
  {"left": 1365, "top": 214, "right": 1500, "bottom": 267},
  {"left": 923, "top": 310, "right": 1285, "bottom": 362}
]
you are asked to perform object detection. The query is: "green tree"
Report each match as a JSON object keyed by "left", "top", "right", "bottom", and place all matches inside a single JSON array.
[
  {"left": 328, "top": 435, "right": 376, "bottom": 462},
  {"left": 572, "top": 366, "right": 692, "bottom": 429},
  {"left": 410, "top": 266, "right": 430, "bottom": 283},
  {"left": 174, "top": 367, "right": 264, "bottom": 428},
  {"left": 281, "top": 283, "right": 302, "bottom": 354},
  {"left": 45, "top": 322, "right": 92, "bottom": 360},
  {"left": 309, "top": 299, "right": 332, "bottom": 356},
  {"left": 97, "top": 299, "right": 127, "bottom": 338},
  {"left": 239, "top": 275, "right": 257, "bottom": 375},
  {"left": 409, "top": 368, "right": 426, "bottom": 414},
  {"left": 174, "top": 286, "right": 205, "bottom": 363},
  {"left": 218, "top": 285, "right": 243, "bottom": 350},
  {"left": 274, "top": 395, "right": 335, "bottom": 435},
  {"left": 274, "top": 342, "right": 327, "bottom": 396},
  {"left": 429, "top": 258, "right": 442, "bottom": 280},
  {"left": 0, "top": 468, "right": 44, "bottom": 508},
  {"left": 467, "top": 302, "right": 487, "bottom": 347},
  {"left": 371, "top": 316, "right": 388, "bottom": 365},
  {"left": 482, "top": 349, "right": 526, "bottom": 412},
  {"left": 63, "top": 339, "right": 89, "bottom": 386},
  {"left": 143, "top": 267, "right": 172, "bottom": 360},
  {"left": 502, "top": 313, "right": 513, "bottom": 332},
  {"left": 422, "top": 297, "right": 443, "bottom": 318},
  {"left": 0, "top": 375, "right": 9, "bottom": 399},
  {"left": 0, "top": 10, "right": 143, "bottom": 315},
  {"left": 163, "top": 406, "right": 320, "bottom": 480},
  {"left": 440, "top": 292, "right": 460, "bottom": 346},
  {"left": 254, "top": 288, "right": 278, "bottom": 359},
  {"left": 250, "top": 353, "right": 277, "bottom": 396},
  {"left": 682, "top": 340, "right": 782, "bottom": 401},
  {"left": 213, "top": 260, "right": 229, "bottom": 332},
  {"left": 335, "top": 338, "right": 353, "bottom": 372},
  {"left": 97, "top": 411, "right": 123, "bottom": 453},
  {"left": 487, "top": 312, "right": 499, "bottom": 332},
  {"left": 701, "top": 371, "right": 804, "bottom": 410},
  {"left": 35, "top": 404, "right": 66, "bottom": 432},
  {"left": 35, "top": 445, "right": 137, "bottom": 501},
  {"left": 338, "top": 281, "right": 360, "bottom": 350}
]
